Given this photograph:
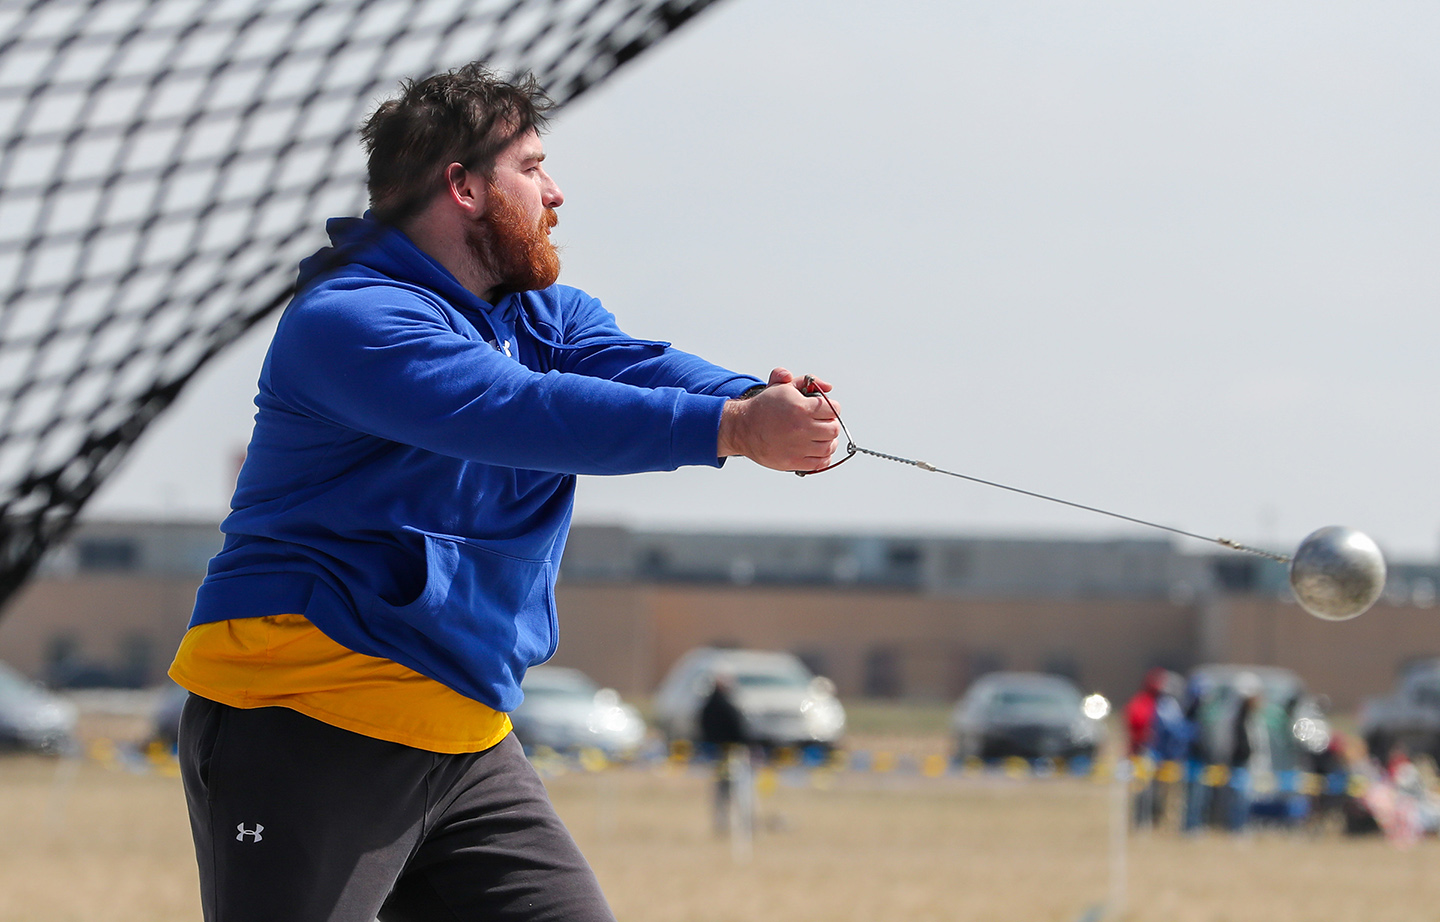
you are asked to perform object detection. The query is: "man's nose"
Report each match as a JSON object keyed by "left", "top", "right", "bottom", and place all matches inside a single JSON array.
[{"left": 542, "top": 171, "right": 563, "bottom": 208}]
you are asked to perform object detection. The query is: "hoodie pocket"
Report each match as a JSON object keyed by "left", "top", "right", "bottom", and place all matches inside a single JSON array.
[{"left": 362, "top": 530, "right": 558, "bottom": 709}]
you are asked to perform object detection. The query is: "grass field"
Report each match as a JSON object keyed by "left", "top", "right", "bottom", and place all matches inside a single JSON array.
[{"left": 1, "top": 713, "right": 1437, "bottom": 922}]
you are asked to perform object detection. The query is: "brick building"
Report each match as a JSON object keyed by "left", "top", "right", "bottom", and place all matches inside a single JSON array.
[{"left": 1, "top": 519, "right": 1436, "bottom": 710}]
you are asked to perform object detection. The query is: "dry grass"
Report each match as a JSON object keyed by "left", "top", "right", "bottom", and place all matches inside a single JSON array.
[
  {"left": 0, "top": 756, "right": 198, "bottom": 922},
  {"left": 560, "top": 767, "right": 1440, "bottom": 922},
  {"left": 2, "top": 739, "right": 1438, "bottom": 922}
]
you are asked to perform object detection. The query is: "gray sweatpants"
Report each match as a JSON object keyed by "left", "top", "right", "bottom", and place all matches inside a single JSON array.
[{"left": 178, "top": 694, "right": 616, "bottom": 922}]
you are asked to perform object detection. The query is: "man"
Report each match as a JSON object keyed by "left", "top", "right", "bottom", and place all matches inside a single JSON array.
[
  {"left": 1224, "top": 673, "right": 1268, "bottom": 832},
  {"left": 169, "top": 63, "right": 839, "bottom": 922},
  {"left": 698, "top": 672, "right": 750, "bottom": 836}
]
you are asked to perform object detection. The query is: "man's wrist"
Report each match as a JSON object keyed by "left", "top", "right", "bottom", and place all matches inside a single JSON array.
[
  {"left": 717, "top": 397, "right": 750, "bottom": 459},
  {"left": 718, "top": 384, "right": 764, "bottom": 458}
]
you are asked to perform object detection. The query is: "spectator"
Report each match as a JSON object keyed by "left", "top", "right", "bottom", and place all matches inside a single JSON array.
[
  {"left": 1125, "top": 668, "right": 1166, "bottom": 757},
  {"left": 1309, "top": 734, "right": 1351, "bottom": 828},
  {"left": 699, "top": 674, "right": 751, "bottom": 836},
  {"left": 1181, "top": 676, "right": 1213, "bottom": 832},
  {"left": 1224, "top": 673, "right": 1267, "bottom": 832},
  {"left": 1125, "top": 667, "right": 1168, "bottom": 826},
  {"left": 1148, "top": 671, "right": 1190, "bottom": 826}
]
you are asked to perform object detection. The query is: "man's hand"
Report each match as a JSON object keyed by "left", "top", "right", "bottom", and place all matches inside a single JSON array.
[{"left": 718, "top": 367, "right": 841, "bottom": 472}]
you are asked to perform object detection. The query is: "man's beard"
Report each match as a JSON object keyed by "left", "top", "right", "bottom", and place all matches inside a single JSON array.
[{"left": 468, "top": 186, "right": 560, "bottom": 297}]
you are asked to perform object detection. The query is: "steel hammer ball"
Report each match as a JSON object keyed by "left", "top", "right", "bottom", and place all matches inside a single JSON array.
[{"left": 1289, "top": 526, "right": 1386, "bottom": 621}]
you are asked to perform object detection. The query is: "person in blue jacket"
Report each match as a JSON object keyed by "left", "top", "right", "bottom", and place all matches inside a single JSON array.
[{"left": 168, "top": 62, "right": 840, "bottom": 922}]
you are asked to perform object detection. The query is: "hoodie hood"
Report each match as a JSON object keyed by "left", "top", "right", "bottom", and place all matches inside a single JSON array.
[{"left": 299, "top": 214, "right": 523, "bottom": 327}]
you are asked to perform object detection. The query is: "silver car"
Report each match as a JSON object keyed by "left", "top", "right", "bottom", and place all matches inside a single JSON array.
[
  {"left": 652, "top": 647, "right": 846, "bottom": 752},
  {"left": 0, "top": 660, "right": 77, "bottom": 754},
  {"left": 511, "top": 666, "right": 647, "bottom": 758}
]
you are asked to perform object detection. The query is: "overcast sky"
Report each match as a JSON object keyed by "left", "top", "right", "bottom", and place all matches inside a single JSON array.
[{"left": 87, "top": 0, "right": 1440, "bottom": 562}]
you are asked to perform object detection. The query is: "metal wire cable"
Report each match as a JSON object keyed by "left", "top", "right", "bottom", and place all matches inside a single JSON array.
[{"left": 797, "top": 380, "right": 1290, "bottom": 564}]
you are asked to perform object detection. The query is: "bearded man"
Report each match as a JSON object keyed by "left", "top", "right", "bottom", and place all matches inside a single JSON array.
[{"left": 168, "top": 63, "right": 839, "bottom": 922}]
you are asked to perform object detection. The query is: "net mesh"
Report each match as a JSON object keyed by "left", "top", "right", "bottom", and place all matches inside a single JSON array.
[{"left": 0, "top": 0, "right": 723, "bottom": 610}]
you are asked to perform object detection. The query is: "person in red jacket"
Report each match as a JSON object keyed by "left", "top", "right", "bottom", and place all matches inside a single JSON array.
[
  {"left": 1126, "top": 667, "right": 1169, "bottom": 825},
  {"left": 1126, "top": 667, "right": 1168, "bottom": 755}
]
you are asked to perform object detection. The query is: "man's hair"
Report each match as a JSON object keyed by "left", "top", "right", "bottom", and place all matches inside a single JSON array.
[{"left": 360, "top": 63, "right": 555, "bottom": 224}]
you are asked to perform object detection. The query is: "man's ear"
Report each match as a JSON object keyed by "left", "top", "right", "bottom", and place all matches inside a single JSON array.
[{"left": 445, "top": 163, "right": 487, "bottom": 217}]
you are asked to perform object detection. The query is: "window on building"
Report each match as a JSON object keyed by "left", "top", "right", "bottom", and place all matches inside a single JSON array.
[
  {"left": 793, "top": 648, "right": 828, "bottom": 680},
  {"left": 119, "top": 633, "right": 156, "bottom": 688},
  {"left": 863, "top": 645, "right": 902, "bottom": 698},
  {"left": 968, "top": 651, "right": 1004, "bottom": 684},
  {"left": 45, "top": 634, "right": 79, "bottom": 675},
  {"left": 76, "top": 538, "right": 139, "bottom": 571},
  {"left": 1212, "top": 557, "right": 1258, "bottom": 592},
  {"left": 639, "top": 548, "right": 669, "bottom": 580},
  {"left": 1043, "top": 655, "right": 1081, "bottom": 685},
  {"left": 885, "top": 544, "right": 923, "bottom": 584}
]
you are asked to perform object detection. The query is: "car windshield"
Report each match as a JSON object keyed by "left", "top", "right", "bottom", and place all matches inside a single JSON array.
[
  {"left": 731, "top": 665, "right": 811, "bottom": 689},
  {"left": 984, "top": 686, "right": 1076, "bottom": 721},
  {"left": 0, "top": 662, "right": 38, "bottom": 699},
  {"left": 1411, "top": 678, "right": 1440, "bottom": 707},
  {"left": 522, "top": 673, "right": 597, "bottom": 701},
  {"left": 1201, "top": 668, "right": 1301, "bottom": 705}
]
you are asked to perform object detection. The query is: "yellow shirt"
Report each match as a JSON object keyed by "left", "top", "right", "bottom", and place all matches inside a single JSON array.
[{"left": 169, "top": 614, "right": 511, "bottom": 754}]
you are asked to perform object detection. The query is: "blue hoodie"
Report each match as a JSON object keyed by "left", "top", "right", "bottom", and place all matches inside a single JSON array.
[{"left": 190, "top": 216, "right": 760, "bottom": 711}]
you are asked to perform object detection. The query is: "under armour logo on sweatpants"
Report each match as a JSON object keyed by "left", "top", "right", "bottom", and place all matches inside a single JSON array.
[{"left": 236, "top": 823, "right": 264, "bottom": 843}]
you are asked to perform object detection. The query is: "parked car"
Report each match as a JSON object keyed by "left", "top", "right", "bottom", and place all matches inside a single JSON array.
[
  {"left": 1188, "top": 664, "right": 1332, "bottom": 773},
  {"left": 651, "top": 647, "right": 846, "bottom": 752},
  {"left": 1358, "top": 658, "right": 1440, "bottom": 762},
  {"left": 950, "top": 672, "right": 1108, "bottom": 763},
  {"left": 510, "top": 666, "right": 647, "bottom": 758},
  {"left": 0, "top": 660, "right": 78, "bottom": 754}
]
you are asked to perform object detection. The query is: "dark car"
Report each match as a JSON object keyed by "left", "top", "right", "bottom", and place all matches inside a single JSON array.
[
  {"left": 0, "top": 660, "right": 78, "bottom": 754},
  {"left": 1358, "top": 658, "right": 1440, "bottom": 762},
  {"left": 950, "top": 672, "right": 1108, "bottom": 763}
]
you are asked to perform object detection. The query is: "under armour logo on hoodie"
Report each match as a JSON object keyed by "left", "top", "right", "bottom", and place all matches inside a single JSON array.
[
  {"left": 236, "top": 823, "right": 264, "bottom": 843},
  {"left": 485, "top": 338, "right": 513, "bottom": 358}
]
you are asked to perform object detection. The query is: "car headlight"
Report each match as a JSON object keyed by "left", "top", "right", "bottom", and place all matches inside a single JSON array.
[
  {"left": 5, "top": 700, "right": 75, "bottom": 735},
  {"left": 587, "top": 704, "right": 645, "bottom": 746},
  {"left": 1082, "top": 694, "right": 1111, "bottom": 721},
  {"left": 589, "top": 706, "right": 628, "bottom": 734},
  {"left": 1292, "top": 716, "right": 1330, "bottom": 754},
  {"left": 801, "top": 697, "right": 845, "bottom": 738}
]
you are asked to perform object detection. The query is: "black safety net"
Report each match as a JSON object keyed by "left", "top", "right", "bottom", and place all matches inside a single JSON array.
[{"left": 0, "top": 0, "right": 725, "bottom": 611}]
